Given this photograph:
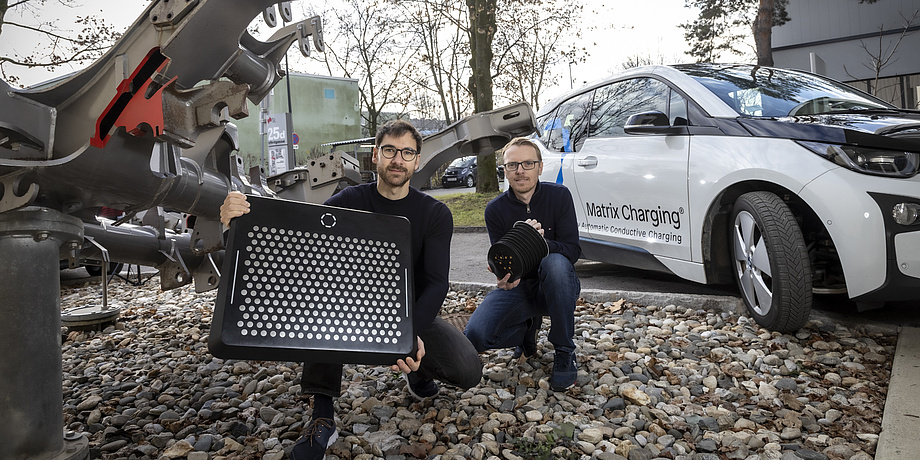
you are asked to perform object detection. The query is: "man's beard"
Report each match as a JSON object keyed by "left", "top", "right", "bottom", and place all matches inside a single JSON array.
[{"left": 378, "top": 164, "right": 412, "bottom": 188}]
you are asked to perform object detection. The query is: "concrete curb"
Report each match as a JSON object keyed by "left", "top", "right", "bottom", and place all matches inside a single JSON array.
[
  {"left": 448, "top": 282, "right": 747, "bottom": 316},
  {"left": 877, "top": 327, "right": 920, "bottom": 459},
  {"left": 450, "top": 281, "right": 901, "bottom": 335}
]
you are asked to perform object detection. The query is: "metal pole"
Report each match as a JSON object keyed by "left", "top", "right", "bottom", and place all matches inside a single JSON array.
[
  {"left": 569, "top": 61, "right": 574, "bottom": 89},
  {"left": 0, "top": 207, "right": 88, "bottom": 460}
]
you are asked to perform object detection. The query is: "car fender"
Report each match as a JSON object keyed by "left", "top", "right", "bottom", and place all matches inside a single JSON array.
[
  {"left": 688, "top": 136, "right": 832, "bottom": 259},
  {"left": 799, "top": 168, "right": 920, "bottom": 297}
]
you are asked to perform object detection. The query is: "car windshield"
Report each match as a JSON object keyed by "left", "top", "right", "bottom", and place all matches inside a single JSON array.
[
  {"left": 675, "top": 64, "right": 893, "bottom": 117},
  {"left": 449, "top": 156, "right": 474, "bottom": 168}
]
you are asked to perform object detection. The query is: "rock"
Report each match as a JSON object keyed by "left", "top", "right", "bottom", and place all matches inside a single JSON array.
[
  {"left": 702, "top": 375, "right": 718, "bottom": 389},
  {"left": 53, "top": 281, "right": 893, "bottom": 460},
  {"left": 362, "top": 430, "right": 404, "bottom": 454},
  {"left": 822, "top": 444, "right": 855, "bottom": 460},
  {"left": 697, "top": 439, "right": 718, "bottom": 452},
  {"left": 621, "top": 387, "right": 651, "bottom": 406},
  {"left": 524, "top": 410, "right": 543, "bottom": 422},
  {"left": 163, "top": 440, "right": 194, "bottom": 459},
  {"left": 579, "top": 427, "right": 604, "bottom": 444},
  {"left": 759, "top": 382, "right": 779, "bottom": 399},
  {"left": 100, "top": 440, "right": 128, "bottom": 452},
  {"left": 76, "top": 395, "right": 102, "bottom": 411},
  {"left": 793, "top": 448, "right": 828, "bottom": 460}
]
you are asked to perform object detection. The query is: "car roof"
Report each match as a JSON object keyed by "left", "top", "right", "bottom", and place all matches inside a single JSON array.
[{"left": 538, "top": 64, "right": 744, "bottom": 120}]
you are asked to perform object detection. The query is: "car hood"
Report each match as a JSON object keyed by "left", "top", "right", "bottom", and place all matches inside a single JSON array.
[{"left": 737, "top": 112, "right": 920, "bottom": 150}]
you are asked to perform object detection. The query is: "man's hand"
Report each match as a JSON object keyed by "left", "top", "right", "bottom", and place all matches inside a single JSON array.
[
  {"left": 524, "top": 218, "right": 545, "bottom": 237},
  {"left": 220, "top": 191, "right": 250, "bottom": 228},
  {"left": 496, "top": 272, "right": 521, "bottom": 290},
  {"left": 391, "top": 337, "right": 425, "bottom": 373}
]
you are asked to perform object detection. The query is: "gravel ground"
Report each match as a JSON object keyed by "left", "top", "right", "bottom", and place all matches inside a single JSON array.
[{"left": 59, "top": 276, "right": 894, "bottom": 460}]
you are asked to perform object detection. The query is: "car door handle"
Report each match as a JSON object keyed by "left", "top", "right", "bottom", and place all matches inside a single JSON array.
[{"left": 576, "top": 156, "right": 597, "bottom": 168}]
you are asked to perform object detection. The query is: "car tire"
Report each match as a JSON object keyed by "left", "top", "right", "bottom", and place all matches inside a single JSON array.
[
  {"left": 85, "top": 262, "right": 120, "bottom": 277},
  {"left": 465, "top": 175, "right": 475, "bottom": 188},
  {"left": 730, "top": 191, "right": 812, "bottom": 333}
]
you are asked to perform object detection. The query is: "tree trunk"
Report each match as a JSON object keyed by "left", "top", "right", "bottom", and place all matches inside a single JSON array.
[
  {"left": 753, "top": 0, "right": 774, "bottom": 66},
  {"left": 0, "top": 0, "right": 9, "bottom": 35},
  {"left": 467, "top": 0, "right": 499, "bottom": 193}
]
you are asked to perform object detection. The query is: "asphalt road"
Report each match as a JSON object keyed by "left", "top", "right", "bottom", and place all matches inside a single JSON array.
[{"left": 449, "top": 230, "right": 738, "bottom": 296}]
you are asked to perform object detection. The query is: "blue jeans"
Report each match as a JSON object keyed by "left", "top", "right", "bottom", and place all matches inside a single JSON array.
[{"left": 465, "top": 253, "right": 580, "bottom": 355}]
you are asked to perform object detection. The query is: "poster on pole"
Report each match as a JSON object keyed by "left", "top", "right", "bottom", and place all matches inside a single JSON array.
[{"left": 266, "top": 113, "right": 295, "bottom": 176}]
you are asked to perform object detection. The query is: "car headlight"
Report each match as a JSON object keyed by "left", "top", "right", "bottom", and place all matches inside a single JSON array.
[
  {"left": 797, "top": 141, "right": 920, "bottom": 177},
  {"left": 893, "top": 202, "right": 920, "bottom": 225}
]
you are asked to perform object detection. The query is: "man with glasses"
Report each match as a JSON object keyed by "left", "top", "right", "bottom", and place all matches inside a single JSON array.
[
  {"left": 464, "top": 137, "right": 582, "bottom": 391},
  {"left": 219, "top": 120, "right": 482, "bottom": 459}
]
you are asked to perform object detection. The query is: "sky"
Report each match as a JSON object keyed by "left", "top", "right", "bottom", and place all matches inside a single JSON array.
[{"left": 1, "top": 0, "right": 705, "bottom": 108}]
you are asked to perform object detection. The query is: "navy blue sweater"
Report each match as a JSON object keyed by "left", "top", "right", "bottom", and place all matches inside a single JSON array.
[
  {"left": 325, "top": 183, "right": 453, "bottom": 332},
  {"left": 484, "top": 182, "right": 581, "bottom": 278}
]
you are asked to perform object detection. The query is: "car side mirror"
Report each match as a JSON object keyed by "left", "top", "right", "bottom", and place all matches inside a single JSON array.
[{"left": 624, "top": 111, "right": 687, "bottom": 135}]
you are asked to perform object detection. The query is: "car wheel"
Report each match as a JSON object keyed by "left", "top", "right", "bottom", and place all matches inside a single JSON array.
[
  {"left": 465, "top": 175, "right": 475, "bottom": 188},
  {"left": 730, "top": 191, "right": 812, "bottom": 332},
  {"left": 85, "top": 262, "right": 120, "bottom": 277}
]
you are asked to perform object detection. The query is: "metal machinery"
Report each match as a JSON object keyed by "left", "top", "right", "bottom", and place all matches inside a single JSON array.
[{"left": 0, "top": 1, "right": 535, "bottom": 457}]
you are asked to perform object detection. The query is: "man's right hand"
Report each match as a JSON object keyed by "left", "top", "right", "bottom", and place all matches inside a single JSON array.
[
  {"left": 219, "top": 191, "right": 250, "bottom": 228},
  {"left": 496, "top": 272, "right": 521, "bottom": 290}
]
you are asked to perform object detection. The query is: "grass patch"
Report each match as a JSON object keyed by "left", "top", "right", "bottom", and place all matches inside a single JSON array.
[
  {"left": 511, "top": 423, "right": 580, "bottom": 460},
  {"left": 436, "top": 191, "right": 501, "bottom": 227}
]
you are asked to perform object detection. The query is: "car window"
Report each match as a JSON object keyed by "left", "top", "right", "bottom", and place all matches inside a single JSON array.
[
  {"left": 536, "top": 109, "right": 557, "bottom": 143},
  {"left": 670, "top": 90, "right": 688, "bottom": 126},
  {"left": 449, "top": 156, "right": 473, "bottom": 168},
  {"left": 589, "top": 78, "right": 669, "bottom": 138},
  {"left": 676, "top": 64, "right": 892, "bottom": 117},
  {"left": 542, "top": 91, "right": 593, "bottom": 152}
]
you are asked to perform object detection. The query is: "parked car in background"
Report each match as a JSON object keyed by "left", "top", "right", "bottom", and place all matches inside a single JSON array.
[
  {"left": 535, "top": 63, "right": 920, "bottom": 332},
  {"left": 441, "top": 155, "right": 477, "bottom": 188}
]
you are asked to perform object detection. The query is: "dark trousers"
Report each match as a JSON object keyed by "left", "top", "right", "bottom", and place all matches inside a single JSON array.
[
  {"left": 301, "top": 316, "right": 483, "bottom": 398},
  {"left": 464, "top": 253, "right": 580, "bottom": 355}
]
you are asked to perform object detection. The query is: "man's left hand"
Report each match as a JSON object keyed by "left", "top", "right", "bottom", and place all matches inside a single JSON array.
[
  {"left": 524, "top": 218, "right": 545, "bottom": 237},
  {"left": 391, "top": 337, "right": 426, "bottom": 373}
]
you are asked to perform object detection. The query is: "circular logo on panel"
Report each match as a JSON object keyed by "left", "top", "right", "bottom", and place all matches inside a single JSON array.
[{"left": 320, "top": 213, "right": 337, "bottom": 228}]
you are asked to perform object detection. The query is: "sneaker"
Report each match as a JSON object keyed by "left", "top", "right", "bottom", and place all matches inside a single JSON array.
[
  {"left": 404, "top": 372, "right": 439, "bottom": 399},
  {"left": 291, "top": 417, "right": 338, "bottom": 460},
  {"left": 550, "top": 351, "right": 577, "bottom": 391},
  {"left": 512, "top": 317, "right": 539, "bottom": 359}
]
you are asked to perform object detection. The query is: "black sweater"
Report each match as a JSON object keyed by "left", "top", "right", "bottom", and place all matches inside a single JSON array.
[
  {"left": 484, "top": 182, "right": 581, "bottom": 278},
  {"left": 325, "top": 183, "right": 453, "bottom": 332}
]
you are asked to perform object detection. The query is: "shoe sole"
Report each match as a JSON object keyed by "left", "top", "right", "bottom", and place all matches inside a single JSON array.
[
  {"left": 403, "top": 374, "right": 438, "bottom": 399},
  {"left": 550, "top": 381, "right": 575, "bottom": 391}
]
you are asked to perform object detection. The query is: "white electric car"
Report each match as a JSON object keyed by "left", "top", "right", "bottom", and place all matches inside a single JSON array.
[{"left": 535, "top": 63, "right": 920, "bottom": 332}]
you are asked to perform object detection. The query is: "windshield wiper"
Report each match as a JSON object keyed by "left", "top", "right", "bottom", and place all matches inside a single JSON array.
[{"left": 814, "top": 107, "right": 909, "bottom": 115}]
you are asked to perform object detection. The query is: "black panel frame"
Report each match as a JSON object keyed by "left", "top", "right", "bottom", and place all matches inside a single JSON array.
[{"left": 210, "top": 195, "right": 416, "bottom": 364}]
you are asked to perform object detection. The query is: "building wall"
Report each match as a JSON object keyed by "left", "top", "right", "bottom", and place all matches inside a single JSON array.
[
  {"left": 772, "top": 0, "right": 920, "bottom": 107},
  {"left": 234, "top": 73, "right": 362, "bottom": 171}
]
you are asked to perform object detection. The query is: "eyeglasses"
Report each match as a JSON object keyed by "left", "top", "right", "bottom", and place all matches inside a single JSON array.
[
  {"left": 378, "top": 145, "right": 419, "bottom": 161},
  {"left": 503, "top": 160, "right": 541, "bottom": 171}
]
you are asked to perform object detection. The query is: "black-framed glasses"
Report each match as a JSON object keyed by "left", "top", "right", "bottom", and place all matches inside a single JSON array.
[
  {"left": 378, "top": 145, "right": 419, "bottom": 161},
  {"left": 503, "top": 160, "right": 541, "bottom": 171}
]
